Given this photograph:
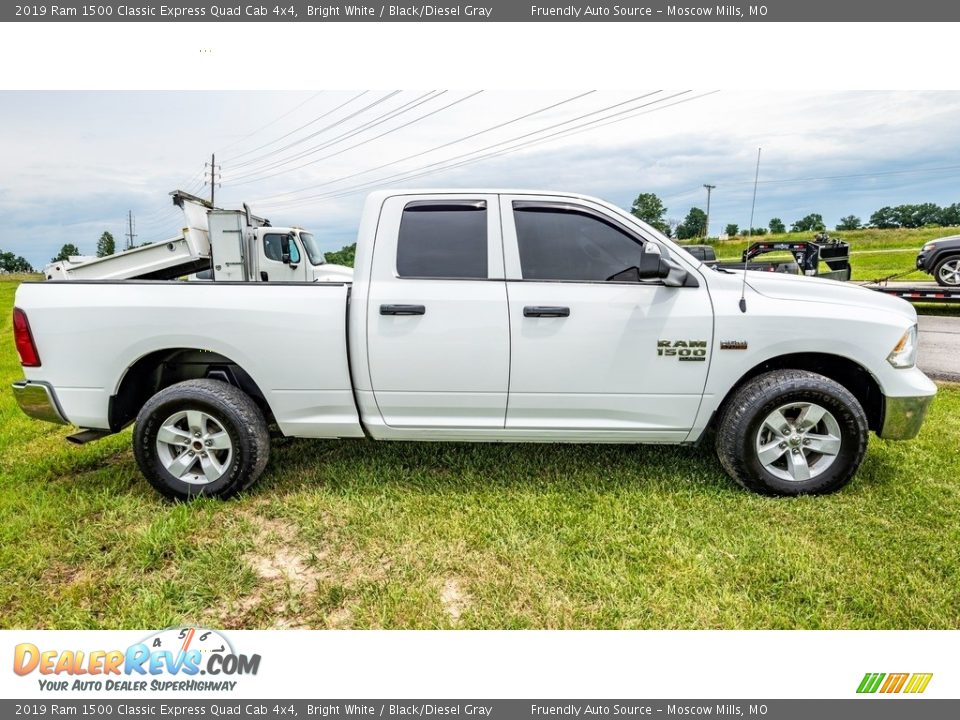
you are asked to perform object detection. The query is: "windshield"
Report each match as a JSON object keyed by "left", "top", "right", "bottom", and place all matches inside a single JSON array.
[{"left": 298, "top": 232, "right": 326, "bottom": 266}]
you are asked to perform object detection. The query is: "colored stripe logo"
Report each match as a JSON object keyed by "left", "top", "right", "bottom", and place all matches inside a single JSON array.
[{"left": 857, "top": 672, "right": 933, "bottom": 694}]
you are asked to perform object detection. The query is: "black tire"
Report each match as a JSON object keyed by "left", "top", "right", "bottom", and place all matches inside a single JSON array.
[
  {"left": 133, "top": 379, "right": 270, "bottom": 501},
  {"left": 933, "top": 254, "right": 960, "bottom": 287},
  {"left": 714, "top": 369, "right": 868, "bottom": 496}
]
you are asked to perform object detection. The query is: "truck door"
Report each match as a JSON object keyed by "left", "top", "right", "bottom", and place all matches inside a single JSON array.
[
  {"left": 366, "top": 194, "right": 509, "bottom": 428},
  {"left": 258, "top": 231, "right": 309, "bottom": 282},
  {"left": 500, "top": 196, "right": 712, "bottom": 440}
]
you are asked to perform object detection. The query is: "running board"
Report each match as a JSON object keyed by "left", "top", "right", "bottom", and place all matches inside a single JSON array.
[{"left": 65, "top": 429, "right": 113, "bottom": 445}]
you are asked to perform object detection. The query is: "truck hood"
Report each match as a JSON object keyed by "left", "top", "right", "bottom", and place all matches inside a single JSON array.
[
  {"left": 744, "top": 272, "right": 916, "bottom": 322},
  {"left": 312, "top": 263, "right": 354, "bottom": 282}
]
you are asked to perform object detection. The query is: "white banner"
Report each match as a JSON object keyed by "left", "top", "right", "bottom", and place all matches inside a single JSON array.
[{"left": 1, "top": 630, "right": 954, "bottom": 699}]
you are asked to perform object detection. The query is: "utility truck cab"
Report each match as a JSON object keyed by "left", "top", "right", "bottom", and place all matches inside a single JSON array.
[{"left": 44, "top": 190, "right": 353, "bottom": 284}]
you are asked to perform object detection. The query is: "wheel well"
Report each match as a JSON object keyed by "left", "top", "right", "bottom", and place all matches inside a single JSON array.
[
  {"left": 933, "top": 250, "right": 960, "bottom": 267},
  {"left": 109, "top": 348, "right": 271, "bottom": 432},
  {"left": 716, "top": 353, "right": 884, "bottom": 432}
]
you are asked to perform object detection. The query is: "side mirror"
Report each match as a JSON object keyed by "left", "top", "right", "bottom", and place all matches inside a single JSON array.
[
  {"left": 638, "top": 245, "right": 688, "bottom": 287},
  {"left": 279, "top": 234, "right": 298, "bottom": 266}
]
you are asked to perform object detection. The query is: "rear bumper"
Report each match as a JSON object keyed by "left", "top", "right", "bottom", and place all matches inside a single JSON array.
[
  {"left": 879, "top": 393, "right": 933, "bottom": 440},
  {"left": 12, "top": 381, "right": 68, "bottom": 425}
]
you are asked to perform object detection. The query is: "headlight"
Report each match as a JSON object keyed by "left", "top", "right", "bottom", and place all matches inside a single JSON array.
[
  {"left": 887, "top": 325, "right": 918, "bottom": 368},
  {"left": 922, "top": 243, "right": 937, "bottom": 252}
]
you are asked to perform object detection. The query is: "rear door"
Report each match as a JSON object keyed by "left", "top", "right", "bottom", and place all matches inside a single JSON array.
[
  {"left": 365, "top": 194, "right": 509, "bottom": 428},
  {"left": 501, "top": 195, "right": 712, "bottom": 439}
]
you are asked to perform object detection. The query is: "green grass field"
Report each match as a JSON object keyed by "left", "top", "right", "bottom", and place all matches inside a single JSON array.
[{"left": 1, "top": 262, "right": 959, "bottom": 630}]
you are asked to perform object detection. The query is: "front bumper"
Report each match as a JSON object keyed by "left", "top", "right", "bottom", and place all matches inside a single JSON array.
[
  {"left": 879, "top": 394, "right": 934, "bottom": 440},
  {"left": 12, "top": 381, "right": 68, "bottom": 425}
]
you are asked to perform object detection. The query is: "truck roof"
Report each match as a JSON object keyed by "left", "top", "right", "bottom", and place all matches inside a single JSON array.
[{"left": 366, "top": 188, "right": 606, "bottom": 202}]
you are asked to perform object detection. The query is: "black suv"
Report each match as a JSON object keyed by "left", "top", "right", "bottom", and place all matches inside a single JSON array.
[{"left": 917, "top": 235, "right": 960, "bottom": 286}]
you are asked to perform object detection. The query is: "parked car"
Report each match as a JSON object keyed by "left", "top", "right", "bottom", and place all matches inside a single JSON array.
[
  {"left": 12, "top": 190, "right": 936, "bottom": 500},
  {"left": 916, "top": 235, "right": 960, "bottom": 286}
]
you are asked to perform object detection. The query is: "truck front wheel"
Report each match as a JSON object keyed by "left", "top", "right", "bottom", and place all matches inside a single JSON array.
[
  {"left": 133, "top": 379, "right": 270, "bottom": 501},
  {"left": 714, "top": 369, "right": 868, "bottom": 496}
]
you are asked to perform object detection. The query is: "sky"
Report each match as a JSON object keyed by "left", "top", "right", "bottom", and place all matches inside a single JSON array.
[{"left": 2, "top": 90, "right": 960, "bottom": 269}]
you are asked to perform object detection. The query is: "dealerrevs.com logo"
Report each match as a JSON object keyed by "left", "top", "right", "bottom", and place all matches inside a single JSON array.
[
  {"left": 13, "top": 628, "right": 260, "bottom": 692},
  {"left": 857, "top": 672, "right": 933, "bottom": 694}
]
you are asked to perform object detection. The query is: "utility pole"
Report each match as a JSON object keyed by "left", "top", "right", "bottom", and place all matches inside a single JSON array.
[
  {"left": 205, "top": 153, "right": 221, "bottom": 207},
  {"left": 703, "top": 184, "right": 716, "bottom": 238},
  {"left": 125, "top": 210, "right": 137, "bottom": 250}
]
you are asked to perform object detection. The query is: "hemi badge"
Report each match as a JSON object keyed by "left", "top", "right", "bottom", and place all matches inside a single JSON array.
[{"left": 720, "top": 341, "right": 748, "bottom": 350}]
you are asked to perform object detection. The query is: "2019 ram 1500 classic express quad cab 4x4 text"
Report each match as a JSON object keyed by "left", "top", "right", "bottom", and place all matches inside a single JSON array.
[{"left": 11, "top": 190, "right": 936, "bottom": 500}]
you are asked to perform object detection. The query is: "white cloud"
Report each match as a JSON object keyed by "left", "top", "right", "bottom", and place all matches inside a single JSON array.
[{"left": 2, "top": 90, "right": 960, "bottom": 268}]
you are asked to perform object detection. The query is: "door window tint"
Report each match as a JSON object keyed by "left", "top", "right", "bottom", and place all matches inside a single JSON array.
[
  {"left": 397, "top": 201, "right": 488, "bottom": 279},
  {"left": 513, "top": 204, "right": 644, "bottom": 281}
]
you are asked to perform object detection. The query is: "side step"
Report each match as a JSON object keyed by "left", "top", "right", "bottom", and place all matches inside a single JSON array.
[{"left": 66, "top": 429, "right": 113, "bottom": 445}]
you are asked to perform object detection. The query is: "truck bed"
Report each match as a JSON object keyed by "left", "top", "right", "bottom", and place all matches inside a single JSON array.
[{"left": 15, "top": 281, "right": 364, "bottom": 438}]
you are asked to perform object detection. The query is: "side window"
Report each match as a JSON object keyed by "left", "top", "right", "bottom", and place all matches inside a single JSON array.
[
  {"left": 513, "top": 204, "right": 645, "bottom": 282},
  {"left": 397, "top": 201, "right": 488, "bottom": 279},
  {"left": 263, "top": 233, "right": 300, "bottom": 263}
]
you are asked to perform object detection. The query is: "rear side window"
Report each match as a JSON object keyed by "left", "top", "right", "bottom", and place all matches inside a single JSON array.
[
  {"left": 397, "top": 201, "right": 488, "bottom": 279},
  {"left": 513, "top": 203, "right": 644, "bottom": 282}
]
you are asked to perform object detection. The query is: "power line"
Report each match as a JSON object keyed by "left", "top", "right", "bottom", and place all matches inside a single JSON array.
[
  {"left": 256, "top": 90, "right": 596, "bottom": 203},
  {"left": 726, "top": 161, "right": 960, "bottom": 187},
  {"left": 256, "top": 90, "right": 667, "bottom": 208},
  {"left": 261, "top": 92, "right": 678, "bottom": 209},
  {"left": 261, "top": 91, "right": 713, "bottom": 212},
  {"left": 226, "top": 90, "right": 486, "bottom": 187},
  {"left": 225, "top": 90, "right": 453, "bottom": 183},
  {"left": 215, "top": 91, "right": 325, "bottom": 156},
  {"left": 225, "top": 91, "right": 401, "bottom": 171},
  {"left": 220, "top": 91, "right": 368, "bottom": 163}
]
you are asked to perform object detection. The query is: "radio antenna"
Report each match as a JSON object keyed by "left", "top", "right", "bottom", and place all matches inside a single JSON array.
[{"left": 740, "top": 147, "right": 762, "bottom": 313}]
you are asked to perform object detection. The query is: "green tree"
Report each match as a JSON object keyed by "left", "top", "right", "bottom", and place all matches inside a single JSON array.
[
  {"left": 940, "top": 203, "right": 960, "bottom": 226},
  {"left": 836, "top": 215, "right": 861, "bottom": 231},
  {"left": 724, "top": 223, "right": 739, "bottom": 237},
  {"left": 96, "top": 231, "right": 115, "bottom": 258},
  {"left": 324, "top": 243, "right": 356, "bottom": 267},
  {"left": 51, "top": 243, "right": 81, "bottom": 263},
  {"left": 790, "top": 213, "right": 825, "bottom": 233},
  {"left": 675, "top": 207, "right": 707, "bottom": 240},
  {"left": 0, "top": 250, "right": 33, "bottom": 273},
  {"left": 630, "top": 192, "right": 670, "bottom": 235},
  {"left": 749, "top": 227, "right": 768, "bottom": 236},
  {"left": 769, "top": 217, "right": 786, "bottom": 234},
  {"left": 894, "top": 203, "right": 942, "bottom": 228},
  {"left": 869, "top": 206, "right": 898, "bottom": 229}
]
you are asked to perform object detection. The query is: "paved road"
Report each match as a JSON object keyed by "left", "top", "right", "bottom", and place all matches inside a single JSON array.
[{"left": 918, "top": 315, "right": 960, "bottom": 382}]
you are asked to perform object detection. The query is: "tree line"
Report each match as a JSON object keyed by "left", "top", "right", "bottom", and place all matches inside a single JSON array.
[{"left": 630, "top": 192, "right": 960, "bottom": 239}]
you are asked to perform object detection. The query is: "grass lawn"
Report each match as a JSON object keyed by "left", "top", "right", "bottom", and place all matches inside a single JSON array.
[{"left": 0, "top": 276, "right": 958, "bottom": 630}]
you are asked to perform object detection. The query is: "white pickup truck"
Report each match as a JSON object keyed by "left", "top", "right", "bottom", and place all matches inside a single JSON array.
[{"left": 12, "top": 189, "right": 936, "bottom": 500}]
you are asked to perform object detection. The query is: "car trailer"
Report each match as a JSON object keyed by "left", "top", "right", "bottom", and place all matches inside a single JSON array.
[
  {"left": 685, "top": 238, "right": 852, "bottom": 280},
  {"left": 686, "top": 238, "right": 960, "bottom": 305},
  {"left": 861, "top": 280, "right": 960, "bottom": 304}
]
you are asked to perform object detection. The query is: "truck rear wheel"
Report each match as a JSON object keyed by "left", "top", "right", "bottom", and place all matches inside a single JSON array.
[
  {"left": 714, "top": 369, "right": 868, "bottom": 496},
  {"left": 133, "top": 379, "right": 270, "bottom": 501}
]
